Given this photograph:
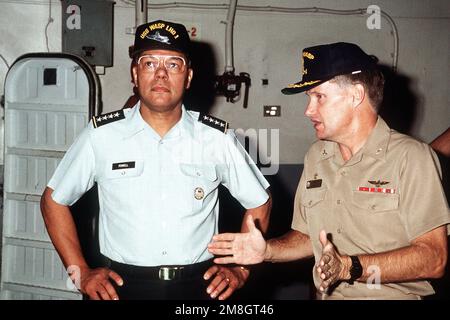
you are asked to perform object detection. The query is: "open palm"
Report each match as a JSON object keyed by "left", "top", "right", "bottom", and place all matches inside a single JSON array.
[{"left": 208, "top": 215, "right": 266, "bottom": 265}]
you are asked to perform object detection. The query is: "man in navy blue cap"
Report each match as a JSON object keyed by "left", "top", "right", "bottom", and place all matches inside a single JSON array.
[
  {"left": 209, "top": 42, "right": 449, "bottom": 299},
  {"left": 41, "top": 20, "right": 272, "bottom": 300}
]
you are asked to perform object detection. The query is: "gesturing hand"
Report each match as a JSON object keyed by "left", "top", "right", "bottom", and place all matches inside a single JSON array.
[
  {"left": 316, "top": 230, "right": 347, "bottom": 293},
  {"left": 207, "top": 215, "right": 266, "bottom": 265}
]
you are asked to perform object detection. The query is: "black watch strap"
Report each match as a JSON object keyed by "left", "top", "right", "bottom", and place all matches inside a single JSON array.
[{"left": 348, "top": 256, "right": 363, "bottom": 285}]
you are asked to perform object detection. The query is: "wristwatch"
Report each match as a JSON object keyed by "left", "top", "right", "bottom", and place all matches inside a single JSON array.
[{"left": 348, "top": 256, "right": 363, "bottom": 285}]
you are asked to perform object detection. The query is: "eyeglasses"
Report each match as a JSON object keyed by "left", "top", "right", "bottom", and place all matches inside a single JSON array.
[{"left": 137, "top": 54, "right": 187, "bottom": 74}]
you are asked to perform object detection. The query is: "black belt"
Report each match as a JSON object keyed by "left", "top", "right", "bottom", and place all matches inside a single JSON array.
[{"left": 109, "top": 259, "right": 213, "bottom": 281}]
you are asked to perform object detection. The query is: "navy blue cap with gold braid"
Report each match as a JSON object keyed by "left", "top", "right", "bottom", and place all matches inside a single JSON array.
[
  {"left": 92, "top": 110, "right": 125, "bottom": 128},
  {"left": 282, "top": 42, "right": 378, "bottom": 95},
  {"left": 198, "top": 113, "right": 229, "bottom": 133}
]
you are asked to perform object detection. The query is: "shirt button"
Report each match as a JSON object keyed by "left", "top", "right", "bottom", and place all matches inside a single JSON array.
[
  {"left": 121, "top": 171, "right": 126, "bottom": 175},
  {"left": 159, "top": 140, "right": 164, "bottom": 145},
  {"left": 341, "top": 170, "right": 347, "bottom": 176},
  {"left": 337, "top": 228, "right": 342, "bottom": 234},
  {"left": 337, "top": 199, "right": 341, "bottom": 205},
  {"left": 308, "top": 200, "right": 313, "bottom": 206},
  {"left": 162, "top": 251, "right": 167, "bottom": 255},
  {"left": 371, "top": 205, "right": 377, "bottom": 210}
]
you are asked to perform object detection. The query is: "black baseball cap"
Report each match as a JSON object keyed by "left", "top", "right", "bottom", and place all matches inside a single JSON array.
[
  {"left": 281, "top": 42, "right": 377, "bottom": 94},
  {"left": 131, "top": 20, "right": 191, "bottom": 58}
]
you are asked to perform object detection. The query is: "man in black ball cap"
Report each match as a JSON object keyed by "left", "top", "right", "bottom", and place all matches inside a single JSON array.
[
  {"left": 209, "top": 42, "right": 449, "bottom": 299},
  {"left": 41, "top": 20, "right": 272, "bottom": 300}
]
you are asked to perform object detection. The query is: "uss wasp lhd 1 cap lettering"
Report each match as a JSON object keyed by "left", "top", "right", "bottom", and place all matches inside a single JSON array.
[{"left": 131, "top": 20, "right": 191, "bottom": 58}]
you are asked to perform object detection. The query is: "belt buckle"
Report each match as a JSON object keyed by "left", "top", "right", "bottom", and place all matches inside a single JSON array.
[{"left": 158, "top": 266, "right": 183, "bottom": 280}]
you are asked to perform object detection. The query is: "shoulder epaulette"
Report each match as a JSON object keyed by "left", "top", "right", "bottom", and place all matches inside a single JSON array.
[
  {"left": 198, "top": 113, "right": 229, "bottom": 133},
  {"left": 92, "top": 110, "right": 125, "bottom": 128}
]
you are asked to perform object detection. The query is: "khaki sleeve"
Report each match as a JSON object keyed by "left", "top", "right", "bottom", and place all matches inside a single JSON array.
[{"left": 399, "top": 143, "right": 450, "bottom": 240}]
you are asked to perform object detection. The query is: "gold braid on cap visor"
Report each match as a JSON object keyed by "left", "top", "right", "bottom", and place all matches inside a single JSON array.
[{"left": 287, "top": 80, "right": 321, "bottom": 88}]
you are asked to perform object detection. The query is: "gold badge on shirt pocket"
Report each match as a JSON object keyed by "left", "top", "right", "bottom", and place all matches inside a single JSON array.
[{"left": 194, "top": 187, "right": 205, "bottom": 200}]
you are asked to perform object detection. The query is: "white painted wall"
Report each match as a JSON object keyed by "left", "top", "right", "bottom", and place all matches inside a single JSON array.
[{"left": 0, "top": 0, "right": 449, "bottom": 165}]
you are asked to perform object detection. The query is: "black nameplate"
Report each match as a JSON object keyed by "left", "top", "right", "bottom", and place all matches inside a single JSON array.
[
  {"left": 112, "top": 161, "right": 136, "bottom": 170},
  {"left": 306, "top": 179, "right": 322, "bottom": 189}
]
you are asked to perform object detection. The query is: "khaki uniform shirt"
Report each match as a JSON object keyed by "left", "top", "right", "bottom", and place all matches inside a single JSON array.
[{"left": 292, "top": 117, "right": 450, "bottom": 299}]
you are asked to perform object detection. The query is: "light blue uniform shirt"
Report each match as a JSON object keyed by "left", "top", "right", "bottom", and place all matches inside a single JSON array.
[{"left": 48, "top": 103, "right": 270, "bottom": 266}]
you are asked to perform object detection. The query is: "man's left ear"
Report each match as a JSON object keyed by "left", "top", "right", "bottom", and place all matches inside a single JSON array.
[
  {"left": 352, "top": 83, "right": 365, "bottom": 108},
  {"left": 185, "top": 68, "right": 193, "bottom": 89}
]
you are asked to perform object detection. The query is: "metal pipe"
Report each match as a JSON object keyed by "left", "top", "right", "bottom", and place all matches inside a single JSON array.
[
  {"left": 224, "top": 0, "right": 238, "bottom": 73},
  {"left": 135, "top": 0, "right": 148, "bottom": 28},
  {"left": 141, "top": 3, "right": 399, "bottom": 71},
  {"left": 381, "top": 10, "right": 399, "bottom": 71}
]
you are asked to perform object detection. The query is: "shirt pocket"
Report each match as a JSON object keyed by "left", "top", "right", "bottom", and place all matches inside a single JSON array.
[
  {"left": 352, "top": 191, "right": 399, "bottom": 213},
  {"left": 101, "top": 159, "right": 144, "bottom": 181},
  {"left": 301, "top": 188, "right": 327, "bottom": 209},
  {"left": 180, "top": 163, "right": 219, "bottom": 212},
  {"left": 350, "top": 191, "right": 405, "bottom": 249}
]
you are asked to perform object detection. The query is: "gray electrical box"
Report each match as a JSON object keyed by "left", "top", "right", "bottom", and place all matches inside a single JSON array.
[{"left": 61, "top": 0, "right": 115, "bottom": 67}]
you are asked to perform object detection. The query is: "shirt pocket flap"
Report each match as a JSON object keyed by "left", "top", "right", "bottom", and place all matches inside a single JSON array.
[
  {"left": 301, "top": 188, "right": 327, "bottom": 208},
  {"left": 104, "top": 159, "right": 144, "bottom": 180},
  {"left": 180, "top": 164, "right": 217, "bottom": 182},
  {"left": 352, "top": 191, "right": 399, "bottom": 212}
]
